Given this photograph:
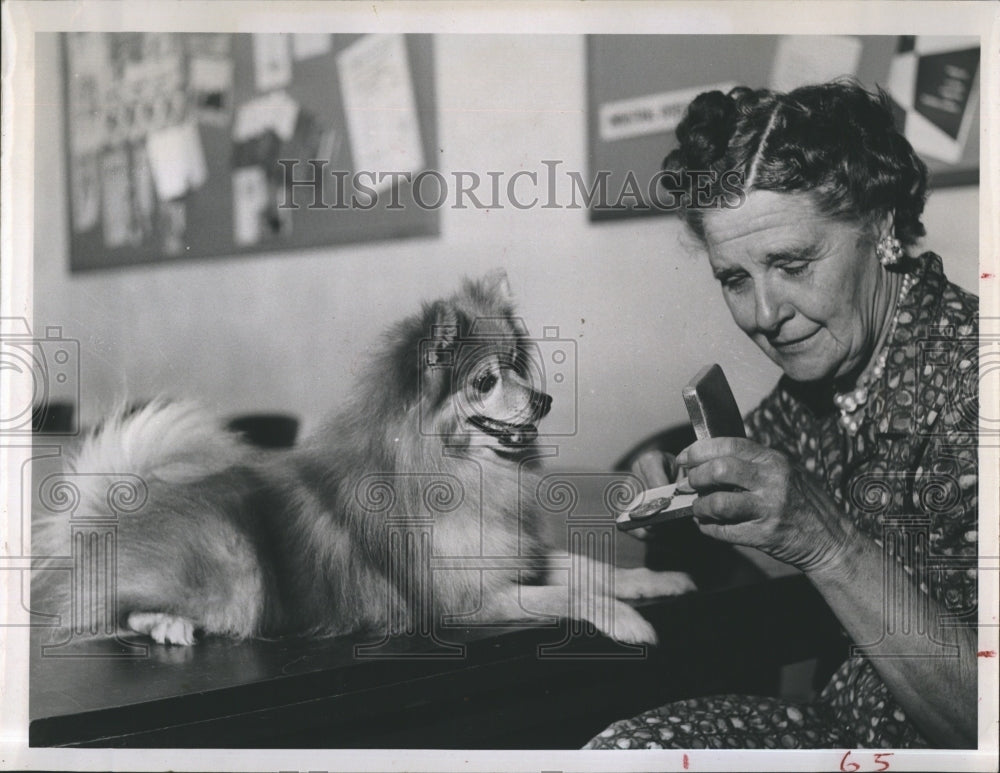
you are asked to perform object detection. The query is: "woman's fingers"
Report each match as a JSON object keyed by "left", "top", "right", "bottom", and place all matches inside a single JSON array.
[
  {"left": 687, "top": 455, "right": 759, "bottom": 492},
  {"left": 692, "top": 490, "right": 758, "bottom": 523},
  {"left": 676, "top": 437, "right": 763, "bottom": 467},
  {"left": 694, "top": 517, "right": 752, "bottom": 547}
]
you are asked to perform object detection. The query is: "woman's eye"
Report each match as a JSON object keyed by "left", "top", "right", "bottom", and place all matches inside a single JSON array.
[
  {"left": 721, "top": 275, "right": 749, "bottom": 292},
  {"left": 781, "top": 262, "right": 810, "bottom": 277},
  {"left": 474, "top": 372, "right": 497, "bottom": 394}
]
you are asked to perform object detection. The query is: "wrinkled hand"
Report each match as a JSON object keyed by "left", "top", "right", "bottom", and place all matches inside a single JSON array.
[
  {"left": 677, "top": 437, "right": 853, "bottom": 574},
  {"left": 625, "top": 450, "right": 678, "bottom": 541}
]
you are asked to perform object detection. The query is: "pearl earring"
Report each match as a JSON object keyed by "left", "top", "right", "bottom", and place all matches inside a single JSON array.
[{"left": 877, "top": 235, "right": 904, "bottom": 267}]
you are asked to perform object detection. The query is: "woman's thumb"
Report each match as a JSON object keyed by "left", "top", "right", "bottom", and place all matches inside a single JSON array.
[{"left": 631, "top": 450, "right": 675, "bottom": 488}]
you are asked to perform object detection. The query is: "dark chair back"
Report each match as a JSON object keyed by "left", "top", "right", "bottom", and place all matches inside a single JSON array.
[
  {"left": 227, "top": 413, "right": 299, "bottom": 449},
  {"left": 32, "top": 401, "right": 76, "bottom": 434},
  {"left": 613, "top": 423, "right": 696, "bottom": 473}
]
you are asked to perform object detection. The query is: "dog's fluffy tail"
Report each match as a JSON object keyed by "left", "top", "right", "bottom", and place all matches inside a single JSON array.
[
  {"left": 69, "top": 399, "right": 248, "bottom": 485},
  {"left": 32, "top": 400, "right": 253, "bottom": 638},
  {"left": 33, "top": 400, "right": 249, "bottom": 557}
]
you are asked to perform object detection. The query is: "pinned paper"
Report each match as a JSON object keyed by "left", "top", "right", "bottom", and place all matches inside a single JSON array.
[
  {"left": 253, "top": 34, "right": 292, "bottom": 91},
  {"left": 100, "top": 148, "right": 133, "bottom": 247},
  {"left": 232, "top": 166, "right": 269, "bottom": 246},
  {"left": 66, "top": 32, "right": 112, "bottom": 156},
  {"left": 159, "top": 199, "right": 187, "bottom": 256},
  {"left": 113, "top": 54, "right": 185, "bottom": 143},
  {"left": 337, "top": 34, "right": 425, "bottom": 192},
  {"left": 190, "top": 56, "right": 233, "bottom": 126},
  {"left": 131, "top": 143, "right": 156, "bottom": 238},
  {"left": 317, "top": 127, "right": 343, "bottom": 165},
  {"left": 293, "top": 33, "right": 332, "bottom": 60},
  {"left": 146, "top": 121, "right": 208, "bottom": 201},
  {"left": 70, "top": 154, "right": 101, "bottom": 232},
  {"left": 232, "top": 90, "right": 300, "bottom": 143},
  {"left": 769, "top": 36, "right": 862, "bottom": 92},
  {"left": 186, "top": 33, "right": 231, "bottom": 59},
  {"left": 190, "top": 55, "right": 232, "bottom": 93}
]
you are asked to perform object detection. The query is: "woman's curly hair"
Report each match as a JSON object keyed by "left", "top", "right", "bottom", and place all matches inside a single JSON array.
[{"left": 662, "top": 80, "right": 929, "bottom": 247}]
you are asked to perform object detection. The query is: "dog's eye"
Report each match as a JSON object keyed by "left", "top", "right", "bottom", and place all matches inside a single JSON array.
[{"left": 473, "top": 372, "right": 497, "bottom": 394}]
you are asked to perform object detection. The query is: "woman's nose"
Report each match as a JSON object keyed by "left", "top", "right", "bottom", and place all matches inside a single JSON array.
[{"left": 753, "top": 284, "right": 792, "bottom": 333}]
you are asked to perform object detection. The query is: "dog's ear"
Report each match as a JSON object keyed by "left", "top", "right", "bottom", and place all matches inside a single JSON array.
[
  {"left": 481, "top": 268, "right": 512, "bottom": 303},
  {"left": 425, "top": 302, "right": 459, "bottom": 368}
]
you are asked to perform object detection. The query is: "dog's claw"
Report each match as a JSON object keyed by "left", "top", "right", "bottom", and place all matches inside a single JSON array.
[
  {"left": 609, "top": 601, "right": 658, "bottom": 645},
  {"left": 127, "top": 612, "right": 197, "bottom": 646}
]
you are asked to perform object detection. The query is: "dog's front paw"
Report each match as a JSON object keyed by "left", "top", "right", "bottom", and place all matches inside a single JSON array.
[
  {"left": 127, "top": 612, "right": 197, "bottom": 646},
  {"left": 607, "top": 600, "right": 657, "bottom": 645},
  {"left": 614, "top": 567, "right": 696, "bottom": 599}
]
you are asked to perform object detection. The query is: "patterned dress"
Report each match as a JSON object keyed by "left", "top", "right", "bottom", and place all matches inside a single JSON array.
[{"left": 585, "top": 253, "right": 978, "bottom": 749}]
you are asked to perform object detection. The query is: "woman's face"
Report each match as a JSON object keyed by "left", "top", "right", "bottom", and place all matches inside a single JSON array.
[{"left": 701, "top": 190, "right": 887, "bottom": 383}]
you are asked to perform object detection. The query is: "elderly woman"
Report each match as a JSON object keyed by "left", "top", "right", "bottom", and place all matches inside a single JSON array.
[{"left": 587, "top": 81, "right": 977, "bottom": 749}]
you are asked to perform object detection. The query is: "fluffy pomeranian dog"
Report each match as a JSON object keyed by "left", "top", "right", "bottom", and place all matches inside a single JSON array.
[{"left": 33, "top": 272, "right": 693, "bottom": 647}]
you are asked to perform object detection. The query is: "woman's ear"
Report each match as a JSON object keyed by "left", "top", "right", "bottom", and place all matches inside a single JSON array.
[
  {"left": 858, "top": 212, "right": 894, "bottom": 255},
  {"left": 875, "top": 211, "right": 897, "bottom": 243}
]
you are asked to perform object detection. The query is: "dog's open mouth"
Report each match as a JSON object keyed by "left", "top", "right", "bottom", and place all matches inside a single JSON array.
[{"left": 468, "top": 415, "right": 538, "bottom": 450}]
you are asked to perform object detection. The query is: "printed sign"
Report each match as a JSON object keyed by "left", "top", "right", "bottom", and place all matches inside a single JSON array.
[
  {"left": 337, "top": 33, "right": 425, "bottom": 191},
  {"left": 886, "top": 36, "right": 980, "bottom": 164},
  {"left": 598, "top": 82, "right": 738, "bottom": 142}
]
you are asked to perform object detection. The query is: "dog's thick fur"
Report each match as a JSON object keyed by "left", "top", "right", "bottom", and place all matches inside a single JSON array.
[{"left": 33, "top": 273, "right": 693, "bottom": 646}]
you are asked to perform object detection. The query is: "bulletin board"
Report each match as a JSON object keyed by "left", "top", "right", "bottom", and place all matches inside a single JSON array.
[
  {"left": 62, "top": 33, "right": 439, "bottom": 271},
  {"left": 586, "top": 35, "right": 981, "bottom": 222}
]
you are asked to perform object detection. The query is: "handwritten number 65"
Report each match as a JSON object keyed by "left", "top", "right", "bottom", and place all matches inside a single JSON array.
[{"left": 840, "top": 751, "right": 893, "bottom": 772}]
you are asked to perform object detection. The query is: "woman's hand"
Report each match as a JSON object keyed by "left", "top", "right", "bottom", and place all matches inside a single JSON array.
[
  {"left": 630, "top": 449, "right": 678, "bottom": 489},
  {"left": 624, "top": 450, "right": 678, "bottom": 541},
  {"left": 677, "top": 437, "right": 854, "bottom": 575}
]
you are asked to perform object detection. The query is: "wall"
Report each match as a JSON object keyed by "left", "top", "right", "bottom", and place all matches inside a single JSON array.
[{"left": 32, "top": 34, "right": 981, "bottom": 470}]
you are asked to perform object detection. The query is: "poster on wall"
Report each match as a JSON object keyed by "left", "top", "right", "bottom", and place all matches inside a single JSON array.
[
  {"left": 587, "top": 34, "right": 981, "bottom": 221},
  {"left": 62, "top": 32, "right": 440, "bottom": 271},
  {"left": 885, "top": 36, "right": 980, "bottom": 168}
]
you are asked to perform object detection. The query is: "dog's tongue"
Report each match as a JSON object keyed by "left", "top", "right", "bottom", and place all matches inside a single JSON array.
[
  {"left": 501, "top": 424, "right": 537, "bottom": 446},
  {"left": 470, "top": 416, "right": 538, "bottom": 446}
]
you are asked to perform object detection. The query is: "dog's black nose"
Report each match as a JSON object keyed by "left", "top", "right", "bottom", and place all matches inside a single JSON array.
[{"left": 532, "top": 391, "right": 553, "bottom": 419}]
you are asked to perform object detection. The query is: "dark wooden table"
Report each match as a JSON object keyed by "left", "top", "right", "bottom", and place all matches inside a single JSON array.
[{"left": 30, "top": 572, "right": 844, "bottom": 749}]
